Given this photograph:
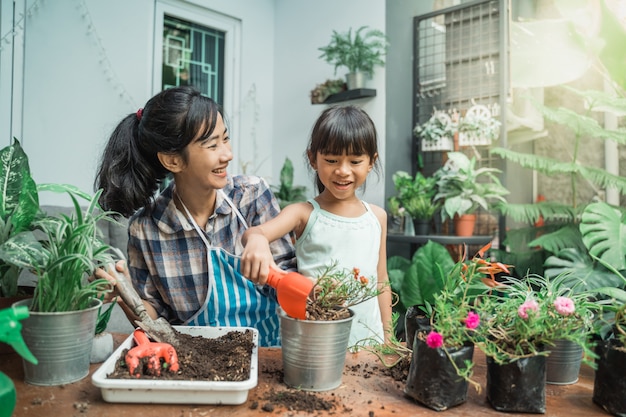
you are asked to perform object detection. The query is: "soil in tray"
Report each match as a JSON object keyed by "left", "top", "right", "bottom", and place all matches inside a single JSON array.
[{"left": 107, "top": 329, "right": 254, "bottom": 381}]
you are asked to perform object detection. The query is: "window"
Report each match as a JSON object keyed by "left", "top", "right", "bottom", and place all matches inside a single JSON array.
[{"left": 162, "top": 15, "right": 225, "bottom": 105}]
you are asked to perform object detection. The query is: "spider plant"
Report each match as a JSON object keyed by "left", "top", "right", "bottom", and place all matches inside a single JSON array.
[{"left": 0, "top": 184, "right": 117, "bottom": 312}]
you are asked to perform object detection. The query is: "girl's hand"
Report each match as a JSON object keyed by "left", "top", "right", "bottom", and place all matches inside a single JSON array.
[{"left": 241, "top": 233, "right": 277, "bottom": 285}]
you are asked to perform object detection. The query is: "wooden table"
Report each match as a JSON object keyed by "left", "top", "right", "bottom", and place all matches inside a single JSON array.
[{"left": 2, "top": 333, "right": 608, "bottom": 417}]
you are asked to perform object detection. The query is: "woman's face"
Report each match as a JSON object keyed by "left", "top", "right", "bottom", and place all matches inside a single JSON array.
[{"left": 177, "top": 113, "right": 233, "bottom": 191}]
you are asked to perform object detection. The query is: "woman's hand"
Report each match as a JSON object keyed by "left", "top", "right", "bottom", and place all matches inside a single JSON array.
[{"left": 92, "top": 260, "right": 128, "bottom": 304}]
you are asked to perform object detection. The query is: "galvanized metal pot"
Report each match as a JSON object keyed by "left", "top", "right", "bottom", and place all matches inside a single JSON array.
[
  {"left": 546, "top": 339, "right": 583, "bottom": 385},
  {"left": 13, "top": 298, "right": 101, "bottom": 386},
  {"left": 279, "top": 308, "right": 354, "bottom": 391}
]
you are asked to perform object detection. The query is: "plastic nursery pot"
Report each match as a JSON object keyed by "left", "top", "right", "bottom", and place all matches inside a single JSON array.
[
  {"left": 404, "top": 306, "right": 430, "bottom": 349},
  {"left": 404, "top": 334, "right": 474, "bottom": 411},
  {"left": 593, "top": 339, "right": 626, "bottom": 416},
  {"left": 486, "top": 354, "right": 546, "bottom": 414}
]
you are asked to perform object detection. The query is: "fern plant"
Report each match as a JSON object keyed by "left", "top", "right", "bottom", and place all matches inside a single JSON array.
[
  {"left": 318, "top": 26, "right": 387, "bottom": 78},
  {"left": 492, "top": 87, "right": 626, "bottom": 277}
]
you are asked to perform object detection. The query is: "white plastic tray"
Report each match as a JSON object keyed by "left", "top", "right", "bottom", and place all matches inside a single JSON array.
[{"left": 92, "top": 326, "right": 258, "bottom": 404}]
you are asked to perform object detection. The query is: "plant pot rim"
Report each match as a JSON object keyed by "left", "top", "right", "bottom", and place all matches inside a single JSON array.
[
  {"left": 278, "top": 307, "right": 355, "bottom": 323},
  {"left": 12, "top": 297, "right": 103, "bottom": 314}
]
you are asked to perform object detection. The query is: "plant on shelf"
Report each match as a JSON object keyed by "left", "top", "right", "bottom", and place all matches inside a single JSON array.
[
  {"left": 433, "top": 152, "right": 508, "bottom": 235},
  {"left": 318, "top": 25, "right": 388, "bottom": 89},
  {"left": 392, "top": 170, "right": 439, "bottom": 222},
  {"left": 0, "top": 139, "right": 39, "bottom": 299},
  {"left": 271, "top": 157, "right": 307, "bottom": 209},
  {"left": 309, "top": 78, "right": 346, "bottom": 104},
  {"left": 413, "top": 110, "right": 456, "bottom": 144},
  {"left": 458, "top": 105, "right": 501, "bottom": 145}
]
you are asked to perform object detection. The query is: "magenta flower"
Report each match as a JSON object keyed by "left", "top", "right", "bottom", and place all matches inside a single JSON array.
[
  {"left": 554, "top": 296, "right": 575, "bottom": 316},
  {"left": 426, "top": 331, "right": 444, "bottom": 348},
  {"left": 518, "top": 299, "right": 539, "bottom": 319},
  {"left": 465, "top": 311, "right": 480, "bottom": 329}
]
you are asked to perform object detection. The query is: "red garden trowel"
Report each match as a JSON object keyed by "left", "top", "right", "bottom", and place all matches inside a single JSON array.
[{"left": 265, "top": 268, "right": 314, "bottom": 320}]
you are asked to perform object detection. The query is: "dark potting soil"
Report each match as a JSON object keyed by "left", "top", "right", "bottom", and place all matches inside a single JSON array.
[{"left": 107, "top": 329, "right": 254, "bottom": 381}]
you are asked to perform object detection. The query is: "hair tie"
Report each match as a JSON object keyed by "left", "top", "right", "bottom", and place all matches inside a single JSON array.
[{"left": 136, "top": 108, "right": 143, "bottom": 121}]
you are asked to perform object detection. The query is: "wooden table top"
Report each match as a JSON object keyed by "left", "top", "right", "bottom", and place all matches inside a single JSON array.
[{"left": 1, "top": 333, "right": 608, "bottom": 417}]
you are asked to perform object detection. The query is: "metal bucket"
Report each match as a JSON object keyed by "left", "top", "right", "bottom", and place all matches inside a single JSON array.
[
  {"left": 546, "top": 339, "right": 583, "bottom": 385},
  {"left": 279, "top": 308, "right": 353, "bottom": 391},
  {"left": 13, "top": 298, "right": 101, "bottom": 386}
]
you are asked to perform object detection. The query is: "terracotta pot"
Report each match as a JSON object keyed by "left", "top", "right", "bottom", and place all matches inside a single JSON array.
[{"left": 453, "top": 214, "right": 476, "bottom": 237}]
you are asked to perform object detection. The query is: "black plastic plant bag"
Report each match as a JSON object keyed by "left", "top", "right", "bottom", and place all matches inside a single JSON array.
[
  {"left": 404, "top": 335, "right": 474, "bottom": 411},
  {"left": 486, "top": 355, "right": 546, "bottom": 414},
  {"left": 404, "top": 306, "right": 430, "bottom": 349},
  {"left": 593, "top": 339, "right": 626, "bottom": 417}
]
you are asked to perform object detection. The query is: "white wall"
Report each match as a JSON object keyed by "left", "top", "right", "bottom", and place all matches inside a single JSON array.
[
  {"left": 273, "top": 0, "right": 386, "bottom": 206},
  {"left": 15, "top": 0, "right": 385, "bottom": 206}
]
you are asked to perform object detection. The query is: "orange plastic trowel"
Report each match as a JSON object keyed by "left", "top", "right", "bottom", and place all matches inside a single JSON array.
[{"left": 265, "top": 268, "right": 314, "bottom": 320}]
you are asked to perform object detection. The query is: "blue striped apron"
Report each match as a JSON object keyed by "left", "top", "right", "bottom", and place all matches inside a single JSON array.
[{"left": 179, "top": 191, "right": 280, "bottom": 347}]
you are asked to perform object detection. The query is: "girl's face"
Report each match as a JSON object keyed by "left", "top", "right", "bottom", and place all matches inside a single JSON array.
[
  {"left": 178, "top": 113, "right": 233, "bottom": 191},
  {"left": 310, "top": 151, "right": 375, "bottom": 200}
]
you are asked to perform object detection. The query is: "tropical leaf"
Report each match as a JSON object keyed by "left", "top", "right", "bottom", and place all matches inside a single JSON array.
[
  {"left": 400, "top": 241, "right": 453, "bottom": 311},
  {"left": 580, "top": 202, "right": 626, "bottom": 270},
  {"left": 528, "top": 224, "right": 585, "bottom": 255},
  {"left": 544, "top": 247, "right": 623, "bottom": 291},
  {"left": 499, "top": 201, "right": 578, "bottom": 224}
]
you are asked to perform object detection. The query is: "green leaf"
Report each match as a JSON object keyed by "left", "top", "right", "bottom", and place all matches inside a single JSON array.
[
  {"left": 528, "top": 223, "right": 585, "bottom": 255},
  {"left": 580, "top": 202, "right": 626, "bottom": 270},
  {"left": 399, "top": 241, "right": 453, "bottom": 311}
]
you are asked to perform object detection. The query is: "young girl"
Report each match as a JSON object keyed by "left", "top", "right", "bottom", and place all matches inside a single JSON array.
[
  {"left": 94, "top": 86, "right": 296, "bottom": 347},
  {"left": 241, "top": 105, "right": 393, "bottom": 346}
]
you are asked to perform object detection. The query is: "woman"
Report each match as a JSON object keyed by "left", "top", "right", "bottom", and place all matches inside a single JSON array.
[{"left": 94, "top": 86, "right": 295, "bottom": 346}]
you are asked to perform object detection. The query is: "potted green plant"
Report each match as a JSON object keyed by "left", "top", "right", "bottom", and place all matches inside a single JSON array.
[
  {"left": 271, "top": 157, "right": 307, "bottom": 210},
  {"left": 470, "top": 273, "right": 597, "bottom": 413},
  {"left": 280, "top": 261, "right": 381, "bottom": 391},
  {"left": 0, "top": 139, "right": 39, "bottom": 300},
  {"left": 404, "top": 243, "right": 504, "bottom": 410},
  {"left": 392, "top": 170, "right": 439, "bottom": 235},
  {"left": 386, "top": 196, "right": 405, "bottom": 234},
  {"left": 413, "top": 110, "right": 456, "bottom": 152},
  {"left": 433, "top": 152, "right": 509, "bottom": 236},
  {"left": 0, "top": 184, "right": 118, "bottom": 385},
  {"left": 309, "top": 78, "right": 345, "bottom": 104},
  {"left": 458, "top": 104, "right": 501, "bottom": 147},
  {"left": 318, "top": 25, "right": 388, "bottom": 90}
]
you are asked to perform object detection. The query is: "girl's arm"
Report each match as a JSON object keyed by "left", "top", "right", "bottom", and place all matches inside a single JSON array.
[
  {"left": 371, "top": 204, "right": 394, "bottom": 345},
  {"left": 241, "top": 202, "right": 309, "bottom": 283}
]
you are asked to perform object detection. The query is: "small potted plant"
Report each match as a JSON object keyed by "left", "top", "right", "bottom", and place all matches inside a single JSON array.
[
  {"left": 280, "top": 261, "right": 382, "bottom": 391},
  {"left": 386, "top": 196, "right": 405, "bottom": 234},
  {"left": 458, "top": 104, "right": 501, "bottom": 147},
  {"left": 413, "top": 110, "right": 456, "bottom": 152},
  {"left": 404, "top": 243, "right": 507, "bottom": 411},
  {"left": 392, "top": 170, "right": 439, "bottom": 235},
  {"left": 470, "top": 273, "right": 598, "bottom": 413},
  {"left": 433, "top": 152, "right": 509, "bottom": 236},
  {"left": 0, "top": 185, "right": 119, "bottom": 385},
  {"left": 309, "top": 78, "right": 346, "bottom": 104},
  {"left": 318, "top": 25, "right": 388, "bottom": 90}
]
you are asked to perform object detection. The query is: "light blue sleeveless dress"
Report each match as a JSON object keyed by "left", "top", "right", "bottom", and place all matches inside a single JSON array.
[{"left": 295, "top": 199, "right": 384, "bottom": 346}]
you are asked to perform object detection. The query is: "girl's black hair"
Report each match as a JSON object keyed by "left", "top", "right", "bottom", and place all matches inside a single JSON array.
[
  {"left": 307, "top": 105, "right": 381, "bottom": 193},
  {"left": 95, "top": 86, "right": 222, "bottom": 217}
]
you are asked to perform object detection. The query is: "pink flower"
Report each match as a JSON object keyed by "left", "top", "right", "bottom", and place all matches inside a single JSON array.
[
  {"left": 425, "top": 331, "right": 444, "bottom": 348},
  {"left": 518, "top": 299, "right": 539, "bottom": 319},
  {"left": 554, "top": 296, "right": 575, "bottom": 316},
  {"left": 465, "top": 311, "right": 480, "bottom": 329}
]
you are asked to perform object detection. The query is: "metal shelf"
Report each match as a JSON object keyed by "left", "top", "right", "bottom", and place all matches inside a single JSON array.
[{"left": 321, "top": 88, "right": 376, "bottom": 104}]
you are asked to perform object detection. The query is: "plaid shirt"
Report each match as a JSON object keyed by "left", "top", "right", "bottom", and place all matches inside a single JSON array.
[{"left": 127, "top": 175, "right": 296, "bottom": 322}]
